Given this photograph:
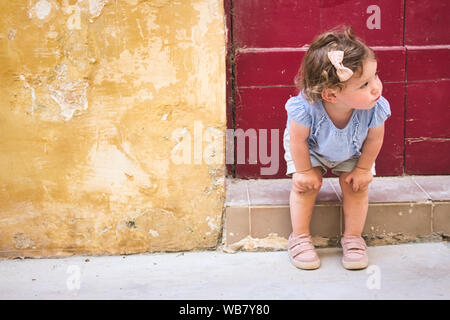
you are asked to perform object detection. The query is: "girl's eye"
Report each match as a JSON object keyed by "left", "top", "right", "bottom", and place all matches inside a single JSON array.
[{"left": 360, "top": 71, "right": 379, "bottom": 89}]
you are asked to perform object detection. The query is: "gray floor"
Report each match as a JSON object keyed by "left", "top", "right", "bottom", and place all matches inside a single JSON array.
[{"left": 0, "top": 242, "right": 449, "bottom": 300}]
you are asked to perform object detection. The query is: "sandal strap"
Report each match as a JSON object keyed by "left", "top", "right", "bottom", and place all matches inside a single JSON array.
[
  {"left": 290, "top": 242, "right": 315, "bottom": 258},
  {"left": 342, "top": 237, "right": 367, "bottom": 252},
  {"left": 288, "top": 234, "right": 315, "bottom": 258},
  {"left": 288, "top": 237, "right": 313, "bottom": 249},
  {"left": 288, "top": 234, "right": 313, "bottom": 248}
]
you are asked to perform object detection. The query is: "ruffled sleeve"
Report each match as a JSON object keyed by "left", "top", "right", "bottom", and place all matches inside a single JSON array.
[
  {"left": 368, "top": 96, "right": 391, "bottom": 128},
  {"left": 285, "top": 95, "right": 312, "bottom": 127}
]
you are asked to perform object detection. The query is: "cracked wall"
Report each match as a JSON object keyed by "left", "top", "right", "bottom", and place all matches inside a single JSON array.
[{"left": 0, "top": 0, "right": 226, "bottom": 257}]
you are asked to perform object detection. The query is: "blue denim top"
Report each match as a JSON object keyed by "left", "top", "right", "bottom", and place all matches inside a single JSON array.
[{"left": 284, "top": 91, "right": 391, "bottom": 162}]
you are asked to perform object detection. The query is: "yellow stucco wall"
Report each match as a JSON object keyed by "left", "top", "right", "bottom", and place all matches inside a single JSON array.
[{"left": 0, "top": 0, "right": 226, "bottom": 258}]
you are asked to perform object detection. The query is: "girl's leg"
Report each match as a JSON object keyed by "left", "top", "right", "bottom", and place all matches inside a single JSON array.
[
  {"left": 338, "top": 172, "right": 369, "bottom": 236},
  {"left": 338, "top": 171, "right": 370, "bottom": 270},
  {"left": 289, "top": 167, "right": 323, "bottom": 236}
]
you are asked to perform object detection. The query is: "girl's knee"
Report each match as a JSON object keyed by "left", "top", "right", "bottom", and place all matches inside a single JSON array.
[
  {"left": 342, "top": 183, "right": 369, "bottom": 196},
  {"left": 291, "top": 184, "right": 322, "bottom": 195}
]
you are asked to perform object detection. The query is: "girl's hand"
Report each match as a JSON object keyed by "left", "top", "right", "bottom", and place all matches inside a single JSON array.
[
  {"left": 344, "top": 167, "right": 373, "bottom": 192},
  {"left": 292, "top": 169, "right": 322, "bottom": 193}
]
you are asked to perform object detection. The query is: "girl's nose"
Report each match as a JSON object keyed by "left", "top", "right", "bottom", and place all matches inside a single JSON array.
[
  {"left": 372, "top": 87, "right": 380, "bottom": 96},
  {"left": 372, "top": 80, "right": 382, "bottom": 96}
]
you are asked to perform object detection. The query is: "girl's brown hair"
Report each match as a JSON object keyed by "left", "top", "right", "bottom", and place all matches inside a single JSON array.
[{"left": 294, "top": 26, "right": 376, "bottom": 102}]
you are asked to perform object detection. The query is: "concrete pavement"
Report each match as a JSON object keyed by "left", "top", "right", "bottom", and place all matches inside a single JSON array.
[{"left": 0, "top": 241, "right": 449, "bottom": 300}]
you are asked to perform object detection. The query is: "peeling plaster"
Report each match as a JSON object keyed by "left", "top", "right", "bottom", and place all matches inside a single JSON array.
[
  {"left": 80, "top": 142, "right": 157, "bottom": 205},
  {"left": 35, "top": 0, "right": 52, "bottom": 20},
  {"left": 182, "top": 0, "right": 226, "bottom": 116},
  {"left": 19, "top": 75, "right": 36, "bottom": 116},
  {"left": 205, "top": 216, "right": 219, "bottom": 231},
  {"left": 222, "top": 234, "right": 288, "bottom": 253},
  {"left": 13, "top": 233, "right": 35, "bottom": 249},
  {"left": 93, "top": 47, "right": 177, "bottom": 91},
  {"left": 48, "top": 79, "right": 89, "bottom": 120},
  {"left": 222, "top": 234, "right": 336, "bottom": 253},
  {"left": 8, "top": 29, "right": 17, "bottom": 40},
  {"left": 89, "top": 0, "right": 108, "bottom": 17}
]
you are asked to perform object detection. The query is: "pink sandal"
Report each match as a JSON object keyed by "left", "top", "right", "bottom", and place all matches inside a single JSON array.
[
  {"left": 341, "top": 235, "right": 369, "bottom": 270},
  {"left": 288, "top": 233, "right": 320, "bottom": 270}
]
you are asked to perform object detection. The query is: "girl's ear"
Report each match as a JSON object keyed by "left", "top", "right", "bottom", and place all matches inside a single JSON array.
[{"left": 321, "top": 88, "right": 338, "bottom": 103}]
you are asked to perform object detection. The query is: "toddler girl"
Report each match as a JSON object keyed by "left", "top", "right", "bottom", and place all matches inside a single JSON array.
[{"left": 283, "top": 27, "right": 391, "bottom": 270}]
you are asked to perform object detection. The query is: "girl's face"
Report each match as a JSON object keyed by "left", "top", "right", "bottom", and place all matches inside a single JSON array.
[{"left": 335, "top": 58, "right": 383, "bottom": 110}]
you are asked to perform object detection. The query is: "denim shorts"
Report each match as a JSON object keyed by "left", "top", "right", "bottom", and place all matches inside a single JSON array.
[{"left": 284, "top": 132, "right": 376, "bottom": 177}]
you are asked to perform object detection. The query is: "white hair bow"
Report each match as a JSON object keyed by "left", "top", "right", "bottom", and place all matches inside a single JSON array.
[{"left": 328, "top": 50, "right": 354, "bottom": 82}]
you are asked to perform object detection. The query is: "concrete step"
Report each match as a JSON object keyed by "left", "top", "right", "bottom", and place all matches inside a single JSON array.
[{"left": 223, "top": 175, "right": 450, "bottom": 251}]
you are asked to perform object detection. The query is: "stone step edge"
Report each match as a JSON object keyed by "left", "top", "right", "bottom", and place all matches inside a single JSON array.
[
  {"left": 225, "top": 176, "right": 450, "bottom": 207},
  {"left": 219, "top": 232, "right": 448, "bottom": 253},
  {"left": 221, "top": 201, "right": 450, "bottom": 252},
  {"left": 225, "top": 200, "right": 445, "bottom": 207}
]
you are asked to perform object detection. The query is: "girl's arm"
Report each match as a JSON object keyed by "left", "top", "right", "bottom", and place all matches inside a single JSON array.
[
  {"left": 289, "top": 119, "right": 313, "bottom": 172},
  {"left": 356, "top": 123, "right": 385, "bottom": 170},
  {"left": 344, "top": 123, "right": 385, "bottom": 192}
]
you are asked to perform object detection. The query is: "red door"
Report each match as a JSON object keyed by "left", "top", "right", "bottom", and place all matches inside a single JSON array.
[{"left": 226, "top": 0, "right": 450, "bottom": 178}]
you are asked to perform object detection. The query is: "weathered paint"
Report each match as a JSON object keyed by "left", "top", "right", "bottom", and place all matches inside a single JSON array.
[{"left": 0, "top": 0, "right": 226, "bottom": 258}]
